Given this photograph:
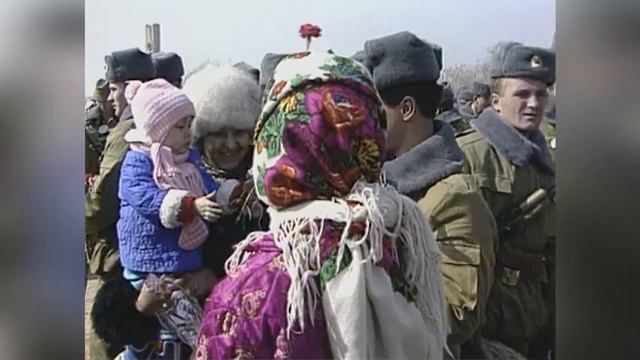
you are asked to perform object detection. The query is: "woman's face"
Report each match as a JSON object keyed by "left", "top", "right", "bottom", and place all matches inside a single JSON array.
[{"left": 203, "top": 127, "right": 252, "bottom": 170}]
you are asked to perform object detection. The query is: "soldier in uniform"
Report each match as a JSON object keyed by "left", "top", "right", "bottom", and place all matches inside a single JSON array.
[
  {"left": 456, "top": 86, "right": 473, "bottom": 108},
  {"left": 541, "top": 84, "right": 556, "bottom": 162},
  {"left": 438, "top": 81, "right": 455, "bottom": 113},
  {"left": 258, "top": 52, "right": 287, "bottom": 99},
  {"left": 363, "top": 31, "right": 498, "bottom": 359},
  {"left": 85, "top": 48, "right": 155, "bottom": 360},
  {"left": 151, "top": 51, "right": 185, "bottom": 88},
  {"left": 469, "top": 81, "right": 491, "bottom": 117},
  {"left": 456, "top": 42, "right": 556, "bottom": 358},
  {"left": 436, "top": 84, "right": 473, "bottom": 136},
  {"left": 86, "top": 79, "right": 115, "bottom": 182}
]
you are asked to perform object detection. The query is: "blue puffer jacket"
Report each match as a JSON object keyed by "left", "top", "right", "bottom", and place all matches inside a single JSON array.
[{"left": 117, "top": 149, "right": 218, "bottom": 273}]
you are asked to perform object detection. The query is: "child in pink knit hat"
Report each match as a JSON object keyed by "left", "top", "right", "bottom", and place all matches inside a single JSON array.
[{"left": 115, "top": 78, "right": 222, "bottom": 359}]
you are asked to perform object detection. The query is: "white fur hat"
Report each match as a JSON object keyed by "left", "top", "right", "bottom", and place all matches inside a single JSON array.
[{"left": 182, "top": 63, "right": 261, "bottom": 144}]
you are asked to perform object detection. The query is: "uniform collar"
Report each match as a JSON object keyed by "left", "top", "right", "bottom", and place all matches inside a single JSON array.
[
  {"left": 471, "top": 109, "right": 554, "bottom": 174},
  {"left": 383, "top": 120, "right": 465, "bottom": 195}
]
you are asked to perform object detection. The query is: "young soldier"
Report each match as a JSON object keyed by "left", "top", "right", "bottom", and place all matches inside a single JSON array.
[
  {"left": 457, "top": 42, "right": 556, "bottom": 359},
  {"left": 364, "top": 31, "right": 498, "bottom": 359}
]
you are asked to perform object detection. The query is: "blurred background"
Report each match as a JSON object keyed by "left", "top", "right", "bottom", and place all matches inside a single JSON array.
[{"left": 0, "top": 0, "right": 638, "bottom": 358}]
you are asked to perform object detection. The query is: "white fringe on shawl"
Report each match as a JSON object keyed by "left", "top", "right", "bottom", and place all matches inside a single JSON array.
[{"left": 225, "top": 182, "right": 448, "bottom": 349}]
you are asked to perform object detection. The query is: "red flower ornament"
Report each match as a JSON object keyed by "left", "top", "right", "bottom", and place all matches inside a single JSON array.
[{"left": 298, "top": 23, "right": 322, "bottom": 51}]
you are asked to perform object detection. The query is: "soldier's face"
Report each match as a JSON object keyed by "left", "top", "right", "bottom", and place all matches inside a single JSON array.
[
  {"left": 491, "top": 78, "right": 549, "bottom": 132},
  {"left": 98, "top": 100, "right": 115, "bottom": 124},
  {"left": 472, "top": 96, "right": 489, "bottom": 114},
  {"left": 382, "top": 102, "right": 408, "bottom": 157},
  {"left": 163, "top": 116, "right": 194, "bottom": 154},
  {"left": 202, "top": 127, "right": 252, "bottom": 171},
  {"left": 108, "top": 82, "right": 127, "bottom": 118}
]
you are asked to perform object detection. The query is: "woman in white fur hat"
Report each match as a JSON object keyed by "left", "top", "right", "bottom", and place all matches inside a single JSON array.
[{"left": 182, "top": 63, "right": 267, "bottom": 282}]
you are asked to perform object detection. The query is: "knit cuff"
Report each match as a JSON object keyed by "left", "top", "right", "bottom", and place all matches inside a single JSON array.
[
  {"left": 178, "top": 196, "right": 198, "bottom": 223},
  {"left": 160, "top": 189, "right": 190, "bottom": 229}
]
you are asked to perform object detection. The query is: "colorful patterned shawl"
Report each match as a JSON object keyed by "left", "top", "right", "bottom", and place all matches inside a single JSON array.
[{"left": 198, "top": 52, "right": 447, "bottom": 359}]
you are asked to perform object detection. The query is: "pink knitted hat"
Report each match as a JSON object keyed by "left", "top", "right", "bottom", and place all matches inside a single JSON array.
[{"left": 124, "top": 78, "right": 195, "bottom": 145}]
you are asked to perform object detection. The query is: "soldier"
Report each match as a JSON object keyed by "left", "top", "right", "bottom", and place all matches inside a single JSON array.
[
  {"left": 105, "top": 48, "right": 155, "bottom": 124},
  {"left": 85, "top": 79, "right": 115, "bottom": 181},
  {"left": 456, "top": 85, "right": 473, "bottom": 108},
  {"left": 258, "top": 52, "right": 287, "bottom": 99},
  {"left": 438, "top": 81, "right": 455, "bottom": 113},
  {"left": 456, "top": 42, "right": 556, "bottom": 358},
  {"left": 541, "top": 84, "right": 556, "bottom": 162},
  {"left": 469, "top": 81, "right": 491, "bottom": 116},
  {"left": 436, "top": 84, "right": 473, "bottom": 136},
  {"left": 152, "top": 51, "right": 185, "bottom": 88},
  {"left": 85, "top": 48, "right": 155, "bottom": 360},
  {"left": 363, "top": 31, "right": 498, "bottom": 359},
  {"left": 351, "top": 50, "right": 365, "bottom": 64}
]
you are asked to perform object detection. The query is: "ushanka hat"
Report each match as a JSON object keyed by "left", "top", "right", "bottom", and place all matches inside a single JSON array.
[
  {"left": 182, "top": 64, "right": 261, "bottom": 145},
  {"left": 104, "top": 47, "right": 155, "bottom": 83},
  {"left": 490, "top": 42, "right": 556, "bottom": 85}
]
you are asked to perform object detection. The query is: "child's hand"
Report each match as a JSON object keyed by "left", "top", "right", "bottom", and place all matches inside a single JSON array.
[
  {"left": 135, "top": 277, "right": 174, "bottom": 316},
  {"left": 194, "top": 192, "right": 223, "bottom": 222}
]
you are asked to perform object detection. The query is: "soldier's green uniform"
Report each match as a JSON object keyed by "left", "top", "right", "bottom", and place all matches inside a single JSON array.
[
  {"left": 85, "top": 119, "right": 133, "bottom": 360},
  {"left": 539, "top": 117, "right": 556, "bottom": 162},
  {"left": 85, "top": 79, "right": 113, "bottom": 180},
  {"left": 436, "top": 108, "right": 472, "bottom": 136},
  {"left": 532, "top": 115, "right": 556, "bottom": 358},
  {"left": 85, "top": 48, "right": 154, "bottom": 360},
  {"left": 384, "top": 122, "right": 498, "bottom": 359},
  {"left": 457, "top": 43, "right": 556, "bottom": 357},
  {"left": 364, "top": 32, "right": 498, "bottom": 359}
]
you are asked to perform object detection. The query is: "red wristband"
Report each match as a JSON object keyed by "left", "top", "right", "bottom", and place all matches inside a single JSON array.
[{"left": 178, "top": 196, "right": 197, "bottom": 223}]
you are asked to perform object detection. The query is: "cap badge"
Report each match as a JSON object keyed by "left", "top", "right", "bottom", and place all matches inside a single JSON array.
[{"left": 531, "top": 55, "right": 542, "bottom": 68}]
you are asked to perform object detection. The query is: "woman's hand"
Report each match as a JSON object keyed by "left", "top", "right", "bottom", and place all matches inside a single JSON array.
[{"left": 194, "top": 192, "right": 223, "bottom": 222}]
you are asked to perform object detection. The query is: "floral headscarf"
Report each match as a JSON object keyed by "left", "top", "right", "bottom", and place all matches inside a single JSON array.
[
  {"left": 226, "top": 52, "right": 447, "bottom": 357},
  {"left": 252, "top": 52, "right": 387, "bottom": 209}
]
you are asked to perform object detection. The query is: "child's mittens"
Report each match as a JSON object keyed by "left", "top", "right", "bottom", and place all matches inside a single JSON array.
[{"left": 178, "top": 218, "right": 208, "bottom": 250}]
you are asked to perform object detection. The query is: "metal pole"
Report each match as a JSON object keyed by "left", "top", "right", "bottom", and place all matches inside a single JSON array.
[
  {"left": 152, "top": 23, "right": 161, "bottom": 53},
  {"left": 145, "top": 24, "right": 153, "bottom": 53}
]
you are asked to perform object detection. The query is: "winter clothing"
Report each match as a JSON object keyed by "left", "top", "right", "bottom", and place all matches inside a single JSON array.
[
  {"left": 117, "top": 149, "right": 206, "bottom": 273},
  {"left": 182, "top": 64, "right": 261, "bottom": 145},
  {"left": 457, "top": 108, "right": 555, "bottom": 356},
  {"left": 363, "top": 31, "right": 440, "bottom": 90},
  {"left": 384, "top": 121, "right": 498, "bottom": 358},
  {"left": 124, "top": 78, "right": 208, "bottom": 251},
  {"left": 196, "top": 52, "right": 447, "bottom": 360}
]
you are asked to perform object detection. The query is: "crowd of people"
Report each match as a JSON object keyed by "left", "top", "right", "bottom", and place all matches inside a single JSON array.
[{"left": 85, "top": 30, "right": 556, "bottom": 360}]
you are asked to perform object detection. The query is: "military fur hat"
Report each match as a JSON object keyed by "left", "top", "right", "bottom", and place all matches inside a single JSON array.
[
  {"left": 104, "top": 48, "right": 155, "bottom": 83},
  {"left": 351, "top": 50, "right": 366, "bottom": 65},
  {"left": 259, "top": 53, "right": 287, "bottom": 89},
  {"left": 439, "top": 81, "right": 454, "bottom": 111},
  {"left": 233, "top": 61, "right": 260, "bottom": 83},
  {"left": 426, "top": 41, "right": 443, "bottom": 71},
  {"left": 182, "top": 64, "right": 261, "bottom": 145},
  {"left": 363, "top": 31, "right": 440, "bottom": 91},
  {"left": 93, "top": 78, "right": 110, "bottom": 101},
  {"left": 456, "top": 86, "right": 473, "bottom": 102},
  {"left": 490, "top": 42, "right": 556, "bottom": 85},
  {"left": 152, "top": 52, "right": 184, "bottom": 84},
  {"left": 470, "top": 82, "right": 491, "bottom": 98}
]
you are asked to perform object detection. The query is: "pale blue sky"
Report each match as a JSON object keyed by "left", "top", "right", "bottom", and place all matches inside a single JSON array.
[{"left": 85, "top": 0, "right": 555, "bottom": 95}]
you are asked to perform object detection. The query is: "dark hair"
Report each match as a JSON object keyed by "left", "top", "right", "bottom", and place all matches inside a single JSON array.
[{"left": 378, "top": 81, "right": 442, "bottom": 118}]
